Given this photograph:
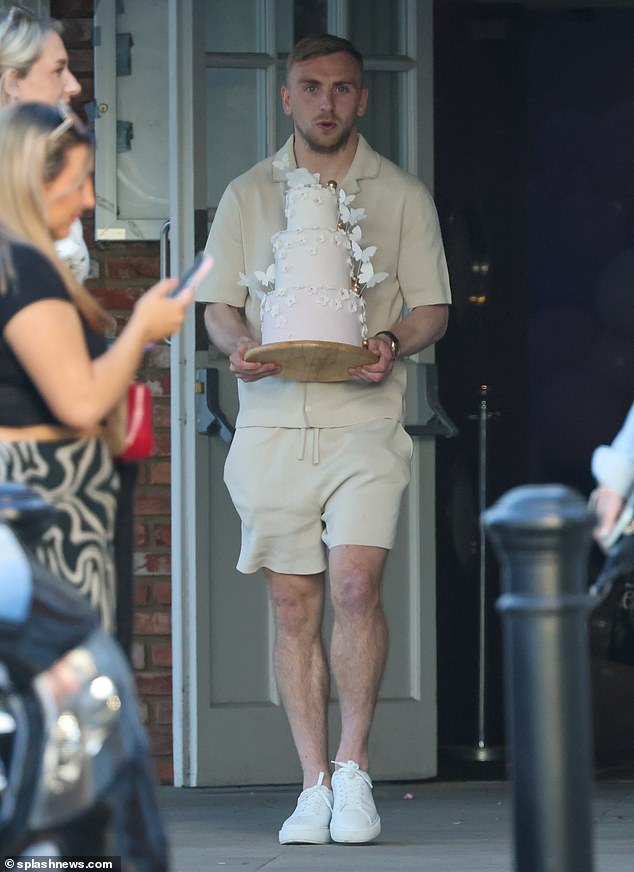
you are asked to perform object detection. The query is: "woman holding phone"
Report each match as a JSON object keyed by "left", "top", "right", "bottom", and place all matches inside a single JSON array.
[
  {"left": 0, "top": 101, "right": 192, "bottom": 629},
  {"left": 0, "top": 5, "right": 175, "bottom": 650}
]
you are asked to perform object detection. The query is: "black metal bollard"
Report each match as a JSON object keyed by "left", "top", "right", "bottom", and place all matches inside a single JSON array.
[{"left": 483, "top": 484, "right": 595, "bottom": 872}]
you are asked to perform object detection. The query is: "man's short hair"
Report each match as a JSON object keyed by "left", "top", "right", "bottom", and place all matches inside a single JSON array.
[{"left": 286, "top": 33, "right": 364, "bottom": 81}]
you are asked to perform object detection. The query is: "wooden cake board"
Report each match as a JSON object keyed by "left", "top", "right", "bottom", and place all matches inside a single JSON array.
[{"left": 244, "top": 340, "right": 379, "bottom": 382}]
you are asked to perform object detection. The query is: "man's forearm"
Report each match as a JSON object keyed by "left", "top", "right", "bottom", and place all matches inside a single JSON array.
[
  {"left": 385, "top": 304, "right": 449, "bottom": 358},
  {"left": 204, "top": 302, "right": 255, "bottom": 357}
]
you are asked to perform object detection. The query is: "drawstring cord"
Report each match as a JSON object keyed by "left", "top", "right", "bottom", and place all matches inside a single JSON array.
[
  {"left": 312, "top": 428, "right": 320, "bottom": 465},
  {"left": 298, "top": 428, "right": 307, "bottom": 461},
  {"left": 297, "top": 428, "right": 321, "bottom": 464}
]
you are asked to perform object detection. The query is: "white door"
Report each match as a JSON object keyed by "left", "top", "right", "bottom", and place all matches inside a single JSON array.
[{"left": 171, "top": 0, "right": 442, "bottom": 786}]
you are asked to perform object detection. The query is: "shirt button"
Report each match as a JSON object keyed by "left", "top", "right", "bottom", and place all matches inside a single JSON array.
[{"left": 305, "top": 406, "right": 312, "bottom": 412}]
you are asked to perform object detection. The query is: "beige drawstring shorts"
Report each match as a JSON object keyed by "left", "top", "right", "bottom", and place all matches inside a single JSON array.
[{"left": 223, "top": 418, "right": 413, "bottom": 575}]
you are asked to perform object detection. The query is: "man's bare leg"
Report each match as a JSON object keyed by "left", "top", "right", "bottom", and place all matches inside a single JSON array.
[
  {"left": 266, "top": 569, "right": 332, "bottom": 788},
  {"left": 326, "top": 544, "right": 387, "bottom": 844},
  {"left": 328, "top": 544, "right": 389, "bottom": 769}
]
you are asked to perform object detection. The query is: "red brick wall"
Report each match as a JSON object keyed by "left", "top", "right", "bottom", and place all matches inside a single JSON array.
[{"left": 52, "top": 0, "right": 174, "bottom": 784}]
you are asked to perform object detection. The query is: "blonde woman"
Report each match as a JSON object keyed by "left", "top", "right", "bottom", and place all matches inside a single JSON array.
[
  {"left": 0, "top": 102, "right": 192, "bottom": 630},
  {"left": 0, "top": 4, "right": 89, "bottom": 278},
  {"left": 1, "top": 5, "right": 141, "bottom": 653}
]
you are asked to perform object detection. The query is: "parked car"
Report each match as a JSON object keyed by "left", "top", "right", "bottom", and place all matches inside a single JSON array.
[{"left": 0, "top": 483, "right": 168, "bottom": 869}]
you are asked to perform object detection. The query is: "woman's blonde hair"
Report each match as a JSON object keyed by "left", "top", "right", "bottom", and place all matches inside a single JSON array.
[
  {"left": 0, "top": 101, "right": 113, "bottom": 334},
  {"left": 0, "top": 5, "right": 62, "bottom": 107}
]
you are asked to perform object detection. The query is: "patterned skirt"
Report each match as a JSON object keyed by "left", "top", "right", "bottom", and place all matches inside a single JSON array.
[{"left": 0, "top": 437, "right": 119, "bottom": 632}]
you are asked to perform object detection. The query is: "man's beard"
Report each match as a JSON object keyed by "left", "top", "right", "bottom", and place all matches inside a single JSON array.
[{"left": 296, "top": 119, "right": 354, "bottom": 155}]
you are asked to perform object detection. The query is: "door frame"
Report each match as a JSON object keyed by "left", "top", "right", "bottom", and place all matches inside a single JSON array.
[{"left": 168, "top": 0, "right": 203, "bottom": 787}]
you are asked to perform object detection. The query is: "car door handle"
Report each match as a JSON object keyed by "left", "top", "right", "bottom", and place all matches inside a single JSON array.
[{"left": 195, "top": 368, "right": 235, "bottom": 445}]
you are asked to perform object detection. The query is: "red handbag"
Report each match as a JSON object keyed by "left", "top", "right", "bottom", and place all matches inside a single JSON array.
[{"left": 118, "top": 383, "right": 154, "bottom": 462}]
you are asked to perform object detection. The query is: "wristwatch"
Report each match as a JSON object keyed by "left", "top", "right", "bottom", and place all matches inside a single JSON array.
[{"left": 375, "top": 330, "right": 401, "bottom": 360}]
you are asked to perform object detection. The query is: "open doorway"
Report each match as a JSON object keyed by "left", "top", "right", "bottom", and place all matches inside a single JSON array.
[{"left": 434, "top": 0, "right": 634, "bottom": 772}]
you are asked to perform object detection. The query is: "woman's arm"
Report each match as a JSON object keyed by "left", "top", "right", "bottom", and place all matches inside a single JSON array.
[
  {"left": 204, "top": 302, "right": 280, "bottom": 382},
  {"left": 3, "top": 279, "right": 192, "bottom": 430}
]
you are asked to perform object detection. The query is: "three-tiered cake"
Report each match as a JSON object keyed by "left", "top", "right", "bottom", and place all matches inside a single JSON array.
[{"left": 244, "top": 166, "right": 386, "bottom": 349}]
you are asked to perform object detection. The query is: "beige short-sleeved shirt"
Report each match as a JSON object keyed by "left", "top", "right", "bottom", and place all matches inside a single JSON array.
[{"left": 196, "top": 134, "right": 451, "bottom": 429}]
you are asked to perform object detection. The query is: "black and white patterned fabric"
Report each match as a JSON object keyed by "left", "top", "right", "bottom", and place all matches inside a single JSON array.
[{"left": 0, "top": 437, "right": 119, "bottom": 631}]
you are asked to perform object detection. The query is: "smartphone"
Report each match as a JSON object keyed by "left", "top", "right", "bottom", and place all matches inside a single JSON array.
[{"left": 170, "top": 251, "right": 214, "bottom": 296}]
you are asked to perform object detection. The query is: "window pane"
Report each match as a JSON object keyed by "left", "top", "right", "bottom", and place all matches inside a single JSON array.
[
  {"left": 206, "top": 0, "right": 258, "bottom": 52},
  {"left": 115, "top": 0, "right": 169, "bottom": 220},
  {"left": 275, "top": 0, "right": 294, "bottom": 54},
  {"left": 348, "top": 0, "right": 402, "bottom": 56},
  {"left": 206, "top": 69, "right": 260, "bottom": 205},
  {"left": 358, "top": 71, "right": 401, "bottom": 165}
]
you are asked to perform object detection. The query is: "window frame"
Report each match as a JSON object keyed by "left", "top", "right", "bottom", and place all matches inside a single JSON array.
[{"left": 93, "top": 0, "right": 424, "bottom": 240}]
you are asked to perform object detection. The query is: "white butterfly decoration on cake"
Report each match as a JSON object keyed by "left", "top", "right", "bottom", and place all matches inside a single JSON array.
[
  {"left": 351, "top": 241, "right": 376, "bottom": 262},
  {"left": 338, "top": 189, "right": 355, "bottom": 207},
  {"left": 350, "top": 241, "right": 389, "bottom": 290},
  {"left": 254, "top": 263, "right": 276, "bottom": 288},
  {"left": 339, "top": 188, "right": 367, "bottom": 228},
  {"left": 359, "top": 262, "right": 388, "bottom": 289},
  {"left": 273, "top": 154, "right": 322, "bottom": 189},
  {"left": 239, "top": 271, "right": 267, "bottom": 302},
  {"left": 339, "top": 195, "right": 388, "bottom": 294}
]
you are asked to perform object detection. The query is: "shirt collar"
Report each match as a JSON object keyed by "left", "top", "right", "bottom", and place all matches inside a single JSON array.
[{"left": 271, "top": 133, "right": 380, "bottom": 194}]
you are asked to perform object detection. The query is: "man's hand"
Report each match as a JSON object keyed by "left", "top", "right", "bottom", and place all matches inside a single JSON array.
[
  {"left": 204, "top": 303, "right": 280, "bottom": 382},
  {"left": 348, "top": 335, "right": 395, "bottom": 384},
  {"left": 591, "top": 485, "right": 625, "bottom": 551},
  {"left": 229, "top": 338, "right": 281, "bottom": 382},
  {"left": 347, "top": 304, "right": 449, "bottom": 385}
]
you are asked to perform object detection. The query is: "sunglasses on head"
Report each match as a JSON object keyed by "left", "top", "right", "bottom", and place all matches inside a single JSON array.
[{"left": 48, "top": 102, "right": 85, "bottom": 142}]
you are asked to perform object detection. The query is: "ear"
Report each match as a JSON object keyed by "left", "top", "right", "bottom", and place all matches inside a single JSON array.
[
  {"left": 1, "top": 68, "right": 20, "bottom": 103},
  {"left": 281, "top": 84, "right": 292, "bottom": 117},
  {"left": 356, "top": 87, "right": 369, "bottom": 119}
]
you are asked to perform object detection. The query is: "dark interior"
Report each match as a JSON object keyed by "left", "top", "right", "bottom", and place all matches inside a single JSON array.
[{"left": 434, "top": 0, "right": 634, "bottom": 775}]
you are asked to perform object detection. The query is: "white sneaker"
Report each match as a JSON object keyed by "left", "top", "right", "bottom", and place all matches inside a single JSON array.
[
  {"left": 278, "top": 772, "right": 333, "bottom": 845},
  {"left": 330, "top": 760, "right": 381, "bottom": 844}
]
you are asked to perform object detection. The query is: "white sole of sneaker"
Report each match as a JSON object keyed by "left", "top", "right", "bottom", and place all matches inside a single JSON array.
[
  {"left": 278, "top": 827, "right": 331, "bottom": 845},
  {"left": 330, "top": 819, "right": 381, "bottom": 844}
]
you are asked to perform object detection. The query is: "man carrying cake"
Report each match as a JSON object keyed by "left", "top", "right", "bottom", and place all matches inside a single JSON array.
[{"left": 197, "top": 33, "right": 451, "bottom": 845}]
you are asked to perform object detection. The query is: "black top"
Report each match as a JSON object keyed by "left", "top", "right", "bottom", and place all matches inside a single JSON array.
[{"left": 0, "top": 242, "right": 106, "bottom": 427}]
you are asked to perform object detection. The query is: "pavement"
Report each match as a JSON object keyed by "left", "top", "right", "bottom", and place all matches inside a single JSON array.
[{"left": 158, "top": 773, "right": 634, "bottom": 871}]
